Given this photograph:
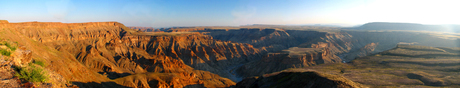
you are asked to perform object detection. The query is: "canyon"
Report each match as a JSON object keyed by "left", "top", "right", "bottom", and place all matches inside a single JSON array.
[{"left": 0, "top": 21, "right": 459, "bottom": 87}]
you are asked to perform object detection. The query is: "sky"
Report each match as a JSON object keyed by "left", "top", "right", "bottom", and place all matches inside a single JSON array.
[{"left": 0, "top": 0, "right": 459, "bottom": 27}]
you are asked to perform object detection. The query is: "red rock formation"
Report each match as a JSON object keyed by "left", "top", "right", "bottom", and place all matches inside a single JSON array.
[
  {"left": 11, "top": 46, "right": 32, "bottom": 66},
  {"left": 0, "top": 21, "right": 239, "bottom": 87},
  {"left": 119, "top": 33, "right": 262, "bottom": 79}
]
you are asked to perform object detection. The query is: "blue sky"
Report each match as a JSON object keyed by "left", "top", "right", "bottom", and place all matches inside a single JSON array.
[{"left": 0, "top": 0, "right": 458, "bottom": 27}]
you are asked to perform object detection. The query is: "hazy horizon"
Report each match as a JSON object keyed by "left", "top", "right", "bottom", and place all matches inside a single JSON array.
[{"left": 1, "top": 0, "right": 459, "bottom": 27}]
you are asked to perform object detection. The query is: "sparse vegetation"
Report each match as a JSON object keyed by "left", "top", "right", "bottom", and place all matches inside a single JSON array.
[
  {"left": 14, "top": 65, "right": 48, "bottom": 82},
  {"left": 3, "top": 41, "right": 17, "bottom": 51},
  {"left": 0, "top": 41, "right": 17, "bottom": 56},
  {"left": 33, "top": 60, "right": 46, "bottom": 67},
  {"left": 0, "top": 49, "right": 11, "bottom": 56}
]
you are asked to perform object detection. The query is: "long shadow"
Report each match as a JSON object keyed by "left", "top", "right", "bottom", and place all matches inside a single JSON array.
[
  {"left": 97, "top": 72, "right": 132, "bottom": 79},
  {"left": 72, "top": 82, "right": 129, "bottom": 88},
  {"left": 183, "top": 84, "right": 205, "bottom": 88}
]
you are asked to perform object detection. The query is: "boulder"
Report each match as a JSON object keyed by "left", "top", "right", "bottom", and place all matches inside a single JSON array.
[{"left": 12, "top": 47, "right": 32, "bottom": 66}]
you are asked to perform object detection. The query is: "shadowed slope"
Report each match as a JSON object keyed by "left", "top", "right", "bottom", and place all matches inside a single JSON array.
[{"left": 236, "top": 68, "right": 365, "bottom": 88}]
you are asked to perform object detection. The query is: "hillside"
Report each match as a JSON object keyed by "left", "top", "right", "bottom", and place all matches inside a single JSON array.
[
  {"left": 0, "top": 21, "right": 238, "bottom": 87},
  {"left": 350, "top": 22, "right": 460, "bottom": 33},
  {"left": 298, "top": 44, "right": 460, "bottom": 87},
  {"left": 0, "top": 21, "right": 459, "bottom": 87},
  {"left": 236, "top": 47, "right": 341, "bottom": 78}
]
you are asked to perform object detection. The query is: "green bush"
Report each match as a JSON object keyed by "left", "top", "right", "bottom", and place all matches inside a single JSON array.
[
  {"left": 14, "top": 65, "right": 47, "bottom": 82},
  {"left": 3, "top": 42, "right": 16, "bottom": 51},
  {"left": 0, "top": 41, "right": 17, "bottom": 56},
  {"left": 10, "top": 46, "right": 16, "bottom": 51},
  {"left": 33, "top": 60, "right": 46, "bottom": 67},
  {"left": 0, "top": 49, "right": 11, "bottom": 56}
]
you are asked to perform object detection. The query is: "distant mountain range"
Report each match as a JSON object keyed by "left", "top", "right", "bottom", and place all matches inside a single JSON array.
[{"left": 348, "top": 22, "right": 460, "bottom": 33}]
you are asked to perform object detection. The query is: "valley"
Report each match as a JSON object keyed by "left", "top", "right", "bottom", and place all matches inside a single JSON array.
[{"left": 0, "top": 21, "right": 459, "bottom": 87}]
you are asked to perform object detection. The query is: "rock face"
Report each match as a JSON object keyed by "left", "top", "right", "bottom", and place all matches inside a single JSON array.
[
  {"left": 196, "top": 29, "right": 326, "bottom": 52},
  {"left": 0, "top": 59, "right": 21, "bottom": 88},
  {"left": 2, "top": 21, "right": 460, "bottom": 87},
  {"left": 236, "top": 47, "right": 340, "bottom": 77},
  {"left": 11, "top": 46, "right": 33, "bottom": 66},
  {"left": 235, "top": 68, "right": 365, "bottom": 88},
  {"left": 122, "top": 34, "right": 262, "bottom": 79},
  {"left": 169, "top": 27, "right": 460, "bottom": 80},
  {"left": 342, "top": 43, "right": 378, "bottom": 62},
  {"left": 0, "top": 21, "right": 239, "bottom": 87},
  {"left": 301, "top": 32, "right": 356, "bottom": 54}
]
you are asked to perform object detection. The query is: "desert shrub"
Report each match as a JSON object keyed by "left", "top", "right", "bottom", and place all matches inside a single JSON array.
[
  {"left": 33, "top": 60, "right": 46, "bottom": 67},
  {"left": 0, "top": 49, "right": 11, "bottom": 56},
  {"left": 14, "top": 65, "right": 47, "bottom": 82},
  {"left": 9, "top": 46, "right": 16, "bottom": 51},
  {"left": 2, "top": 42, "right": 16, "bottom": 51}
]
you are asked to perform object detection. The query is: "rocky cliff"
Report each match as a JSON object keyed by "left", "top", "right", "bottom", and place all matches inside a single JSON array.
[
  {"left": 195, "top": 28, "right": 326, "bottom": 52},
  {"left": 185, "top": 27, "right": 460, "bottom": 80},
  {"left": 2, "top": 21, "right": 459, "bottom": 87},
  {"left": 120, "top": 33, "right": 263, "bottom": 79},
  {"left": 236, "top": 47, "right": 340, "bottom": 78},
  {"left": 342, "top": 43, "right": 378, "bottom": 62},
  {"left": 0, "top": 21, "right": 245, "bottom": 87}
]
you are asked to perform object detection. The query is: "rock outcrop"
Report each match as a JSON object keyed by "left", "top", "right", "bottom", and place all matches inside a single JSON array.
[
  {"left": 0, "top": 20, "right": 8, "bottom": 24},
  {"left": 0, "top": 59, "right": 22, "bottom": 88},
  {"left": 11, "top": 46, "right": 32, "bottom": 66}
]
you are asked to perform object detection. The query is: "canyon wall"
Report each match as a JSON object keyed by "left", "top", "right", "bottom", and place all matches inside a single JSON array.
[
  {"left": 2, "top": 21, "right": 459, "bottom": 87},
  {"left": 181, "top": 27, "right": 460, "bottom": 79},
  {"left": 236, "top": 47, "right": 341, "bottom": 77},
  {"left": 0, "top": 22, "right": 242, "bottom": 87}
]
